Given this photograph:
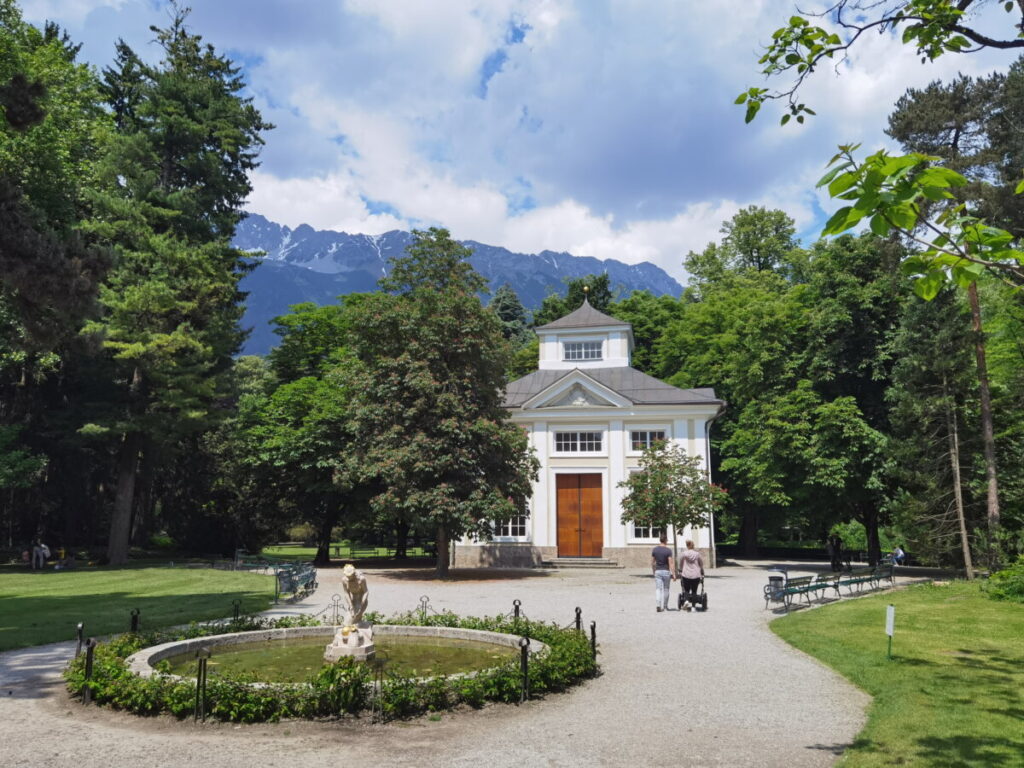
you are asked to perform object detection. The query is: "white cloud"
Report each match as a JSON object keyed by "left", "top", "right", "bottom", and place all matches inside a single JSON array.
[
  {"left": 20, "top": 0, "right": 129, "bottom": 26},
  {"left": 24, "top": 0, "right": 1024, "bottom": 285}
]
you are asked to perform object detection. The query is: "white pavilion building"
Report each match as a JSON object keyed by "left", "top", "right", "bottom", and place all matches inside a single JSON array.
[{"left": 453, "top": 300, "right": 725, "bottom": 568}]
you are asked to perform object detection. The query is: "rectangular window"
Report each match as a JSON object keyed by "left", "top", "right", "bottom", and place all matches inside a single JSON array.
[
  {"left": 633, "top": 524, "right": 664, "bottom": 540},
  {"left": 495, "top": 516, "right": 527, "bottom": 537},
  {"left": 563, "top": 341, "right": 602, "bottom": 361},
  {"left": 554, "top": 431, "right": 603, "bottom": 453},
  {"left": 630, "top": 430, "right": 666, "bottom": 451}
]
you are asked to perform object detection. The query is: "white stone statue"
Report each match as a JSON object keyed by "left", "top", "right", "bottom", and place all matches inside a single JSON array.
[
  {"left": 325, "top": 564, "right": 374, "bottom": 662},
  {"left": 341, "top": 563, "right": 369, "bottom": 627}
]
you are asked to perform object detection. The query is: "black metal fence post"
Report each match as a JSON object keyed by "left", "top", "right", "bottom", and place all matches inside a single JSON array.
[
  {"left": 75, "top": 622, "right": 84, "bottom": 658},
  {"left": 590, "top": 621, "right": 597, "bottom": 663},
  {"left": 574, "top": 606, "right": 582, "bottom": 632},
  {"left": 419, "top": 595, "right": 430, "bottom": 623},
  {"left": 331, "top": 594, "right": 342, "bottom": 626},
  {"left": 82, "top": 638, "right": 96, "bottom": 705},
  {"left": 513, "top": 599, "right": 521, "bottom": 619},
  {"left": 232, "top": 599, "right": 241, "bottom": 622},
  {"left": 129, "top": 608, "right": 140, "bottom": 633},
  {"left": 519, "top": 636, "right": 530, "bottom": 703},
  {"left": 194, "top": 649, "right": 210, "bottom": 722}
]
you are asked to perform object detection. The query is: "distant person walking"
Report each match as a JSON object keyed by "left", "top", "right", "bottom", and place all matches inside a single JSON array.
[
  {"left": 828, "top": 534, "right": 843, "bottom": 572},
  {"left": 678, "top": 539, "right": 704, "bottom": 611},
  {"left": 651, "top": 534, "right": 676, "bottom": 612}
]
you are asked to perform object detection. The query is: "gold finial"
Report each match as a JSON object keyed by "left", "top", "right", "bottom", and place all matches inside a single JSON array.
[{"left": 583, "top": 285, "right": 589, "bottom": 295}]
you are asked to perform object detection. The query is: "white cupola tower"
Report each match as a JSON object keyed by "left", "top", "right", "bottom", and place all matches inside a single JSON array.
[{"left": 534, "top": 298, "right": 634, "bottom": 371}]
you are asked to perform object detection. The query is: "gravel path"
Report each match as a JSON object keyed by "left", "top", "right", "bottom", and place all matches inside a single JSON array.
[{"left": 0, "top": 561, "right": 873, "bottom": 768}]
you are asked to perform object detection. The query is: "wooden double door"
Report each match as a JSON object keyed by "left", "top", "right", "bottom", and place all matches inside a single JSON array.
[{"left": 556, "top": 474, "right": 603, "bottom": 557}]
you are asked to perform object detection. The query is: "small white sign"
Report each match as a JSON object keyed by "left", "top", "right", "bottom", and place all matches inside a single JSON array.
[{"left": 885, "top": 604, "right": 895, "bottom": 637}]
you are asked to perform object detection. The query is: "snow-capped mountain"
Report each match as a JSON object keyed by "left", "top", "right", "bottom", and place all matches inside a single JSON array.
[{"left": 234, "top": 213, "right": 683, "bottom": 355}]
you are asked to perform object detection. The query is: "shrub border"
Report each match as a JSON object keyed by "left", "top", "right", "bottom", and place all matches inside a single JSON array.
[{"left": 64, "top": 612, "right": 599, "bottom": 722}]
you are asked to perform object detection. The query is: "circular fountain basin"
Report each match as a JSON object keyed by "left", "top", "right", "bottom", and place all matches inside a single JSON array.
[{"left": 126, "top": 625, "right": 545, "bottom": 683}]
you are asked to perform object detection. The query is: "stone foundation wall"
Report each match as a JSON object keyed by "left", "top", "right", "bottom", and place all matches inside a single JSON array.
[
  {"left": 452, "top": 543, "right": 557, "bottom": 568},
  {"left": 603, "top": 546, "right": 715, "bottom": 568}
]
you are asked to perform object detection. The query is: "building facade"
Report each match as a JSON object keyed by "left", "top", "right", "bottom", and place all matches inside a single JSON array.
[{"left": 453, "top": 300, "right": 725, "bottom": 568}]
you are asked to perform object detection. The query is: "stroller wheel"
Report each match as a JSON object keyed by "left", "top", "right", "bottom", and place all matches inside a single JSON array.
[{"left": 700, "top": 594, "right": 708, "bottom": 611}]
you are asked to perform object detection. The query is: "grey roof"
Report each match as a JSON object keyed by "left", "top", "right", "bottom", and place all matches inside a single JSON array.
[
  {"left": 534, "top": 299, "right": 631, "bottom": 331},
  {"left": 503, "top": 367, "right": 724, "bottom": 409}
]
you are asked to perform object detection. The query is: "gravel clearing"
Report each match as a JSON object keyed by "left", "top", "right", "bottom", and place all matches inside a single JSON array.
[{"left": 0, "top": 560, "right": 874, "bottom": 768}]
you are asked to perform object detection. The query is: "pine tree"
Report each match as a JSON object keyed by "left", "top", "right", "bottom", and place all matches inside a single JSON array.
[{"left": 82, "top": 5, "right": 270, "bottom": 564}]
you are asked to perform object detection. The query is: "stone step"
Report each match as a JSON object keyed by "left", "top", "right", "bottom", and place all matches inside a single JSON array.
[{"left": 541, "top": 557, "right": 623, "bottom": 569}]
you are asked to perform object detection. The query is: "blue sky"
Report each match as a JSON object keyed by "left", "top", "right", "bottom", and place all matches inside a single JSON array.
[{"left": 19, "top": 1, "right": 1019, "bottom": 282}]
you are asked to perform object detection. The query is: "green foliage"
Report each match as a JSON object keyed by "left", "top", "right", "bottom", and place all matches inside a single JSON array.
[
  {"left": 985, "top": 554, "right": 1024, "bottom": 602},
  {"left": 341, "top": 228, "right": 539, "bottom": 575},
  {"left": 532, "top": 272, "right": 616, "bottom": 326},
  {"left": 0, "top": 424, "right": 45, "bottom": 489},
  {"left": 268, "top": 302, "right": 350, "bottom": 382},
  {"left": 607, "top": 291, "right": 683, "bottom": 375},
  {"left": 817, "top": 145, "right": 1024, "bottom": 293},
  {"left": 619, "top": 442, "right": 727, "bottom": 532},
  {"left": 63, "top": 611, "right": 598, "bottom": 723},
  {"left": 487, "top": 283, "right": 530, "bottom": 344},
  {"left": 740, "top": 2, "right": 1015, "bottom": 125}
]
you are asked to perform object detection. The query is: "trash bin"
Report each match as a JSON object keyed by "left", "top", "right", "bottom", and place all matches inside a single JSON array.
[{"left": 767, "top": 567, "right": 787, "bottom": 593}]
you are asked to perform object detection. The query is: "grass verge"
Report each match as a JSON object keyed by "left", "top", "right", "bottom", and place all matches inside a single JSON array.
[
  {"left": 772, "top": 581, "right": 1024, "bottom": 767},
  {"left": 0, "top": 568, "right": 274, "bottom": 651}
]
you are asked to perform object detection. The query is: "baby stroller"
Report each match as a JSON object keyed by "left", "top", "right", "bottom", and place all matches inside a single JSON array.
[{"left": 677, "top": 577, "right": 708, "bottom": 611}]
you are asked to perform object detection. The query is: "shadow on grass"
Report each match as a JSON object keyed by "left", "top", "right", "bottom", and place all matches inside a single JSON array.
[
  {"left": 914, "top": 735, "right": 1024, "bottom": 768},
  {"left": 0, "top": 589, "right": 272, "bottom": 652}
]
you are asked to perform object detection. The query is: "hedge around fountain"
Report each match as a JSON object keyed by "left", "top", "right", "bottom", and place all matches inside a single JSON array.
[{"left": 63, "top": 612, "right": 599, "bottom": 723}]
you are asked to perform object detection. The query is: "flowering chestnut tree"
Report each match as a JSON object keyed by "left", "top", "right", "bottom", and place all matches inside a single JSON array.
[{"left": 619, "top": 442, "right": 728, "bottom": 538}]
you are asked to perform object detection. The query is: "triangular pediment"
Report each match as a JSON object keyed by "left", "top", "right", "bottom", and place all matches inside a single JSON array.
[{"left": 522, "top": 371, "right": 631, "bottom": 410}]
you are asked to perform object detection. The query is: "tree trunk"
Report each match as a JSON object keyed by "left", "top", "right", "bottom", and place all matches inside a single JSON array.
[
  {"left": 435, "top": 522, "right": 449, "bottom": 578},
  {"left": 107, "top": 431, "right": 142, "bottom": 566},
  {"left": 394, "top": 519, "right": 409, "bottom": 559},
  {"left": 131, "top": 439, "right": 157, "bottom": 547},
  {"left": 967, "top": 283, "right": 1000, "bottom": 563},
  {"left": 944, "top": 379, "right": 975, "bottom": 579},
  {"left": 314, "top": 502, "right": 339, "bottom": 567},
  {"left": 859, "top": 506, "right": 881, "bottom": 565},
  {"left": 739, "top": 508, "right": 759, "bottom": 557}
]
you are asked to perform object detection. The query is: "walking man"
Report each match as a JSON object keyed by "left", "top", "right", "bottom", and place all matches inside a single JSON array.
[{"left": 651, "top": 534, "right": 676, "bottom": 612}]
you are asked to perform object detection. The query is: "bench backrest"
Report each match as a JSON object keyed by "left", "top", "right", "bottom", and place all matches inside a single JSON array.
[
  {"left": 786, "top": 576, "right": 813, "bottom": 587},
  {"left": 814, "top": 573, "right": 838, "bottom": 584}
]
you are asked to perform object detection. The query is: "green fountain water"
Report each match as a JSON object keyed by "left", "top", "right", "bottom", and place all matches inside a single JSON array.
[{"left": 163, "top": 634, "right": 517, "bottom": 683}]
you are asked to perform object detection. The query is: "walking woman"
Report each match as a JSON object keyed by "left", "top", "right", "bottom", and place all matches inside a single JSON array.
[{"left": 678, "top": 539, "right": 704, "bottom": 611}]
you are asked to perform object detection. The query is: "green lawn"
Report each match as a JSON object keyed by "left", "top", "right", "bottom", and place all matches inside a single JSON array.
[
  {"left": 0, "top": 567, "right": 274, "bottom": 651},
  {"left": 773, "top": 581, "right": 1024, "bottom": 767}
]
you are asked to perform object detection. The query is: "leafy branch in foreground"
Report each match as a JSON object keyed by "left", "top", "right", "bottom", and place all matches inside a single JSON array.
[
  {"left": 739, "top": 1, "right": 1024, "bottom": 125},
  {"left": 816, "top": 145, "right": 1024, "bottom": 295}
]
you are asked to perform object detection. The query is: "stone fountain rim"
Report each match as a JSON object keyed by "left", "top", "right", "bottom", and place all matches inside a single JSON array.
[{"left": 125, "top": 624, "right": 548, "bottom": 683}]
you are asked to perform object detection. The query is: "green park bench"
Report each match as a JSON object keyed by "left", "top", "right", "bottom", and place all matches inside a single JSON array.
[
  {"left": 764, "top": 575, "right": 815, "bottom": 611},
  {"left": 276, "top": 563, "right": 317, "bottom": 601},
  {"left": 811, "top": 571, "right": 841, "bottom": 600},
  {"left": 839, "top": 566, "right": 878, "bottom": 594}
]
